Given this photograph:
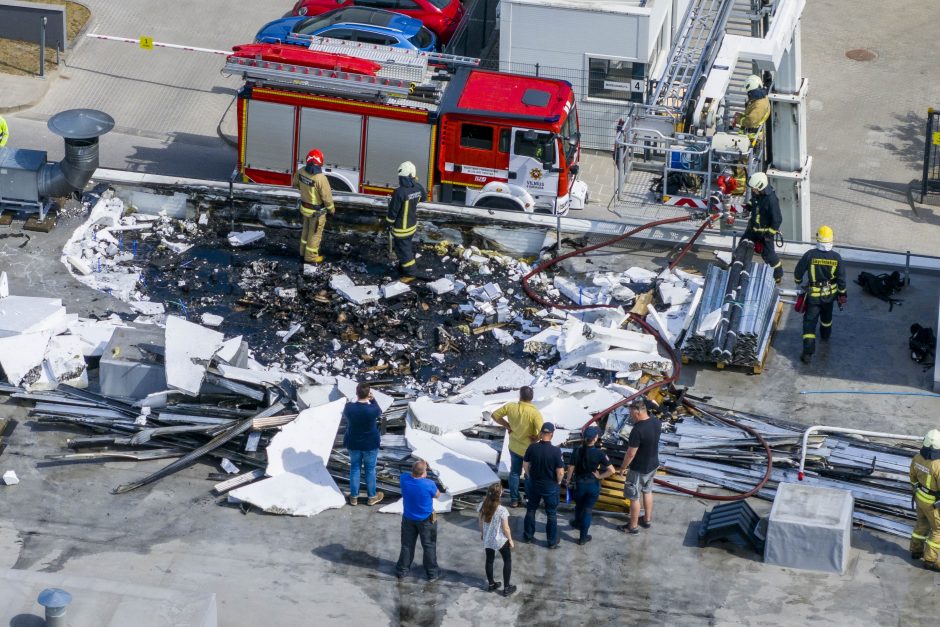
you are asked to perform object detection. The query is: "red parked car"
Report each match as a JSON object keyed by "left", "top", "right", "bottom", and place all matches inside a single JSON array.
[{"left": 291, "top": 0, "right": 463, "bottom": 44}]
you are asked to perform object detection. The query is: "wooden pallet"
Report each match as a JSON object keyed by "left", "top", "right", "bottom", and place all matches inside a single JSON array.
[{"left": 681, "top": 301, "right": 784, "bottom": 375}]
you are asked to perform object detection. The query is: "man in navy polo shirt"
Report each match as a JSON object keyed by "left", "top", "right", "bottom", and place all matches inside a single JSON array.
[
  {"left": 343, "top": 382, "right": 384, "bottom": 506},
  {"left": 395, "top": 459, "right": 441, "bottom": 581},
  {"left": 522, "top": 422, "right": 565, "bottom": 548}
]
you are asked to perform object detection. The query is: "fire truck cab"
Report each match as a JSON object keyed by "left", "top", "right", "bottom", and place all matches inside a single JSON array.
[{"left": 228, "top": 38, "right": 588, "bottom": 215}]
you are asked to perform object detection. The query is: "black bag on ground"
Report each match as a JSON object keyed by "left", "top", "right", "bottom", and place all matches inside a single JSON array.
[
  {"left": 650, "top": 172, "right": 699, "bottom": 195},
  {"left": 909, "top": 324, "right": 936, "bottom": 366},
  {"left": 855, "top": 271, "right": 904, "bottom": 311}
]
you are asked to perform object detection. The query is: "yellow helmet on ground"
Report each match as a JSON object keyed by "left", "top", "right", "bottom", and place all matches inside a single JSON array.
[
  {"left": 924, "top": 429, "right": 940, "bottom": 449},
  {"left": 744, "top": 75, "right": 763, "bottom": 92},
  {"left": 816, "top": 225, "right": 834, "bottom": 244},
  {"left": 747, "top": 172, "right": 768, "bottom": 191}
]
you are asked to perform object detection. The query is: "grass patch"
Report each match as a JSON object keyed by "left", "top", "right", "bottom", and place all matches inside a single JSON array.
[{"left": 0, "top": 1, "right": 91, "bottom": 76}]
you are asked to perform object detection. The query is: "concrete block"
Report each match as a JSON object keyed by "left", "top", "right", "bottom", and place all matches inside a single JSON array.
[
  {"left": 764, "top": 482, "right": 853, "bottom": 574},
  {"left": 165, "top": 316, "right": 224, "bottom": 396},
  {"left": 100, "top": 327, "right": 168, "bottom": 399},
  {"left": 381, "top": 281, "right": 411, "bottom": 298}
]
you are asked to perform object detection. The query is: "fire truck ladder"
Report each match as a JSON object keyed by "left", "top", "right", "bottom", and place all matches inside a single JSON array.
[
  {"left": 223, "top": 54, "right": 416, "bottom": 99},
  {"left": 302, "top": 36, "right": 479, "bottom": 82}
]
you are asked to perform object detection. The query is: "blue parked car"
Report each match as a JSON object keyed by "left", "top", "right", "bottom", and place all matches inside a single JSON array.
[{"left": 255, "top": 7, "right": 437, "bottom": 52}]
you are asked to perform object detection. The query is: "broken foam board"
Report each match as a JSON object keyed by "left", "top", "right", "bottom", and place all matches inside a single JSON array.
[
  {"left": 380, "top": 494, "right": 453, "bottom": 515},
  {"left": 405, "top": 426, "right": 499, "bottom": 495},
  {"left": 335, "top": 376, "right": 394, "bottom": 413},
  {"left": 409, "top": 398, "right": 484, "bottom": 435},
  {"left": 229, "top": 399, "right": 346, "bottom": 517},
  {"left": 381, "top": 281, "right": 411, "bottom": 299},
  {"left": 227, "top": 231, "right": 265, "bottom": 247},
  {"left": 165, "top": 316, "right": 224, "bottom": 396},
  {"left": 0, "top": 331, "right": 52, "bottom": 387},
  {"left": 459, "top": 359, "right": 534, "bottom": 395},
  {"left": 0, "top": 296, "right": 68, "bottom": 338},
  {"left": 585, "top": 349, "right": 673, "bottom": 374}
]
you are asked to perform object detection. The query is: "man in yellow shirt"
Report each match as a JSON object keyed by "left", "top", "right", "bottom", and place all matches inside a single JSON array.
[{"left": 491, "top": 386, "right": 543, "bottom": 507}]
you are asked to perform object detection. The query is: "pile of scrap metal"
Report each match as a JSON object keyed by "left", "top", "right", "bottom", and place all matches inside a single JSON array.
[{"left": 650, "top": 400, "right": 918, "bottom": 538}]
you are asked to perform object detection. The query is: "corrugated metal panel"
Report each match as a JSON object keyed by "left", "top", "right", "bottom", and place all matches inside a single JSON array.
[
  {"left": 244, "top": 100, "right": 295, "bottom": 174},
  {"left": 363, "top": 119, "right": 432, "bottom": 189},
  {"left": 298, "top": 109, "right": 363, "bottom": 171}
]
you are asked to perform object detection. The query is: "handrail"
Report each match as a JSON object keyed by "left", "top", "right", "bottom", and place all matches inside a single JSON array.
[{"left": 797, "top": 425, "right": 921, "bottom": 481}]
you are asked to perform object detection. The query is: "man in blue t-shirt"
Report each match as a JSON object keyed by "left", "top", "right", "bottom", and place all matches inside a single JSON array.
[
  {"left": 343, "top": 382, "right": 384, "bottom": 506},
  {"left": 522, "top": 422, "right": 565, "bottom": 548},
  {"left": 395, "top": 459, "right": 441, "bottom": 581}
]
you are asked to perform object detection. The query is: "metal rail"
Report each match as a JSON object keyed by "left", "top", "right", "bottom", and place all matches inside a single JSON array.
[{"left": 797, "top": 426, "right": 921, "bottom": 481}]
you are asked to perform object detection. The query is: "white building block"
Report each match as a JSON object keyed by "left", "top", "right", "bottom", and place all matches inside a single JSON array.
[{"left": 165, "top": 316, "right": 224, "bottom": 395}]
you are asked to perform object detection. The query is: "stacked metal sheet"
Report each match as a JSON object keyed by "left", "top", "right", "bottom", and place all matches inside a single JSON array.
[
  {"left": 651, "top": 403, "right": 919, "bottom": 537},
  {"left": 680, "top": 260, "right": 779, "bottom": 366}
]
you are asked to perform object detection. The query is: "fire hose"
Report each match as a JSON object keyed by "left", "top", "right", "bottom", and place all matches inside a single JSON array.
[{"left": 520, "top": 212, "right": 773, "bottom": 501}]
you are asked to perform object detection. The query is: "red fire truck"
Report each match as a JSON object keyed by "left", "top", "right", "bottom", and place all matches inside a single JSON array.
[{"left": 226, "top": 39, "right": 588, "bottom": 214}]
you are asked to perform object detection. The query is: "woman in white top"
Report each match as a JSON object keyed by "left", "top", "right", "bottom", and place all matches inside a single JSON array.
[{"left": 479, "top": 482, "right": 516, "bottom": 596}]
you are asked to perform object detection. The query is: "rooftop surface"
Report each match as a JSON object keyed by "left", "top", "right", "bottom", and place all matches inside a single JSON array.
[{"left": 1, "top": 204, "right": 938, "bottom": 625}]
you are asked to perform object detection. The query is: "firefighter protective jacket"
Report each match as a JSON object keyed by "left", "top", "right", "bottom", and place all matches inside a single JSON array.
[
  {"left": 794, "top": 248, "right": 847, "bottom": 299},
  {"left": 747, "top": 187, "right": 782, "bottom": 236},
  {"left": 911, "top": 450, "right": 940, "bottom": 506},
  {"left": 740, "top": 89, "right": 770, "bottom": 130},
  {"left": 386, "top": 176, "right": 426, "bottom": 239},
  {"left": 291, "top": 165, "right": 335, "bottom": 217}
]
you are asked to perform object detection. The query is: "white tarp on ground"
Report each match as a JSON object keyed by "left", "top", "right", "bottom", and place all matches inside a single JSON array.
[
  {"left": 229, "top": 399, "right": 346, "bottom": 517},
  {"left": 405, "top": 426, "right": 499, "bottom": 495},
  {"left": 165, "top": 316, "right": 224, "bottom": 395}
]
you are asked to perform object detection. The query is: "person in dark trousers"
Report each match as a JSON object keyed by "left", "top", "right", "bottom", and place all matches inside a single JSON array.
[
  {"left": 743, "top": 171, "right": 783, "bottom": 284},
  {"left": 794, "top": 225, "right": 847, "bottom": 364},
  {"left": 564, "top": 426, "right": 615, "bottom": 545},
  {"left": 342, "top": 382, "right": 384, "bottom": 506},
  {"left": 479, "top": 483, "right": 516, "bottom": 596},
  {"left": 385, "top": 161, "right": 427, "bottom": 280},
  {"left": 489, "top": 386, "right": 543, "bottom": 507},
  {"left": 522, "top": 423, "right": 565, "bottom": 548},
  {"left": 617, "top": 398, "right": 662, "bottom": 535},
  {"left": 395, "top": 459, "right": 440, "bottom": 581}
]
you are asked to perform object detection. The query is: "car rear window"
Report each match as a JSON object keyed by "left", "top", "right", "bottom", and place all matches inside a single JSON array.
[
  {"left": 408, "top": 27, "right": 433, "bottom": 49},
  {"left": 426, "top": 0, "right": 451, "bottom": 9}
]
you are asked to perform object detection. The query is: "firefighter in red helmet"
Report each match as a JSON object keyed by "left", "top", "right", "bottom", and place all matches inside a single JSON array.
[{"left": 291, "top": 149, "right": 335, "bottom": 263}]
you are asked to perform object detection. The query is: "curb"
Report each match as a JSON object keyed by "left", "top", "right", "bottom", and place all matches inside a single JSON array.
[{"left": 0, "top": 72, "right": 53, "bottom": 114}]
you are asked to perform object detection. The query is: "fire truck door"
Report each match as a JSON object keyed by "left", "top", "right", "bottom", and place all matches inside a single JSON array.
[{"left": 509, "top": 128, "right": 559, "bottom": 199}]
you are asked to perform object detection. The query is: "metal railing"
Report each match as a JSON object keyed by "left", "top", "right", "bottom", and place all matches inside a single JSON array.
[{"left": 920, "top": 107, "right": 940, "bottom": 202}]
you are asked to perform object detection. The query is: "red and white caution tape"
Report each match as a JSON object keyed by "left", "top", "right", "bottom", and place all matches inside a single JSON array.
[{"left": 87, "top": 33, "right": 230, "bottom": 56}]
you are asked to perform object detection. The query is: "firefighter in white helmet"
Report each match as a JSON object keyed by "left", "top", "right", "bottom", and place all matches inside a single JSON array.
[
  {"left": 735, "top": 75, "right": 770, "bottom": 138},
  {"left": 910, "top": 429, "right": 940, "bottom": 572},
  {"left": 385, "top": 161, "right": 426, "bottom": 279},
  {"left": 793, "top": 225, "right": 846, "bottom": 363},
  {"left": 743, "top": 172, "right": 783, "bottom": 283},
  {"left": 292, "top": 149, "right": 335, "bottom": 264}
]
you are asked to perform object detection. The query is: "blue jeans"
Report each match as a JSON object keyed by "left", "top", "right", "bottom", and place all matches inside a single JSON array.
[
  {"left": 508, "top": 451, "right": 524, "bottom": 502},
  {"left": 523, "top": 481, "right": 560, "bottom": 546},
  {"left": 348, "top": 448, "right": 378, "bottom": 498},
  {"left": 573, "top": 479, "right": 601, "bottom": 541}
]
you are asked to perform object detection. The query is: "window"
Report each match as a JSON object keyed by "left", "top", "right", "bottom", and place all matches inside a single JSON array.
[
  {"left": 460, "top": 124, "right": 494, "bottom": 150},
  {"left": 498, "top": 129, "right": 510, "bottom": 153},
  {"left": 355, "top": 31, "right": 398, "bottom": 46},
  {"left": 408, "top": 27, "right": 433, "bottom": 49},
  {"left": 395, "top": 0, "right": 422, "bottom": 8},
  {"left": 358, "top": 0, "right": 397, "bottom": 7},
  {"left": 513, "top": 130, "right": 555, "bottom": 164},
  {"left": 587, "top": 58, "right": 645, "bottom": 102},
  {"left": 320, "top": 27, "right": 356, "bottom": 41},
  {"left": 426, "top": 0, "right": 452, "bottom": 8}
]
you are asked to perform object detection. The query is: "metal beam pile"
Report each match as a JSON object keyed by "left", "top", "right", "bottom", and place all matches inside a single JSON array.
[
  {"left": 681, "top": 253, "right": 780, "bottom": 366},
  {"left": 655, "top": 403, "right": 919, "bottom": 537}
]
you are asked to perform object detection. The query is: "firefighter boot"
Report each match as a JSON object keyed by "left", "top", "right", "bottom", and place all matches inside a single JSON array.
[
  {"left": 924, "top": 561, "right": 940, "bottom": 573},
  {"left": 800, "top": 338, "right": 814, "bottom": 364},
  {"left": 772, "top": 263, "right": 783, "bottom": 285}
]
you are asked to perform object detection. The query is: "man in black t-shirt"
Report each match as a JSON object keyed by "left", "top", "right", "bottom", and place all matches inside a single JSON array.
[
  {"left": 564, "top": 425, "right": 615, "bottom": 545},
  {"left": 617, "top": 398, "right": 662, "bottom": 535},
  {"left": 522, "top": 423, "right": 565, "bottom": 548}
]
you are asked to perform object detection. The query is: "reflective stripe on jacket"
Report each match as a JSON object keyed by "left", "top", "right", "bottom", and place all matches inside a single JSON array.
[
  {"left": 748, "top": 186, "right": 782, "bottom": 235},
  {"left": 386, "top": 175, "right": 426, "bottom": 239},
  {"left": 292, "top": 166, "right": 334, "bottom": 217},
  {"left": 794, "top": 249, "right": 847, "bottom": 299},
  {"left": 910, "top": 453, "right": 940, "bottom": 505}
]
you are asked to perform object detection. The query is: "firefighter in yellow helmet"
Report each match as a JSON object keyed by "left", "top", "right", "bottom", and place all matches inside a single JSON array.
[
  {"left": 385, "top": 161, "right": 426, "bottom": 279},
  {"left": 793, "top": 225, "right": 846, "bottom": 363},
  {"left": 0, "top": 115, "right": 9, "bottom": 148},
  {"left": 291, "top": 148, "right": 335, "bottom": 263},
  {"left": 910, "top": 429, "right": 940, "bottom": 571}
]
